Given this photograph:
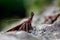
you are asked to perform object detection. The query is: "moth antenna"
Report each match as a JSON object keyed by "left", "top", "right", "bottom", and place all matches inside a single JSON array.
[{"left": 28, "top": 12, "right": 34, "bottom": 23}]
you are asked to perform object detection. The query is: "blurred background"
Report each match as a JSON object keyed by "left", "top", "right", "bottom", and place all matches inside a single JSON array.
[{"left": 0, "top": 0, "right": 60, "bottom": 31}]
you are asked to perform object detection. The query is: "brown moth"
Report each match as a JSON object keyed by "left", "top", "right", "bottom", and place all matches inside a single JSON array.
[
  {"left": 44, "top": 13, "right": 60, "bottom": 24},
  {"left": 51, "top": 14, "right": 60, "bottom": 24},
  {"left": 6, "top": 12, "right": 34, "bottom": 33}
]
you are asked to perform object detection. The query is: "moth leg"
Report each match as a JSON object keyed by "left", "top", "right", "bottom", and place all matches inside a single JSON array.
[{"left": 25, "top": 22, "right": 29, "bottom": 32}]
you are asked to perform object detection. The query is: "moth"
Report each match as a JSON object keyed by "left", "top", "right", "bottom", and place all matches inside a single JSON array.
[
  {"left": 6, "top": 12, "right": 34, "bottom": 33},
  {"left": 44, "top": 13, "right": 60, "bottom": 24}
]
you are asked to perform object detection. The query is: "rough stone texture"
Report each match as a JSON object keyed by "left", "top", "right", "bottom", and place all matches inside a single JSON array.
[{"left": 0, "top": 31, "right": 39, "bottom": 40}]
